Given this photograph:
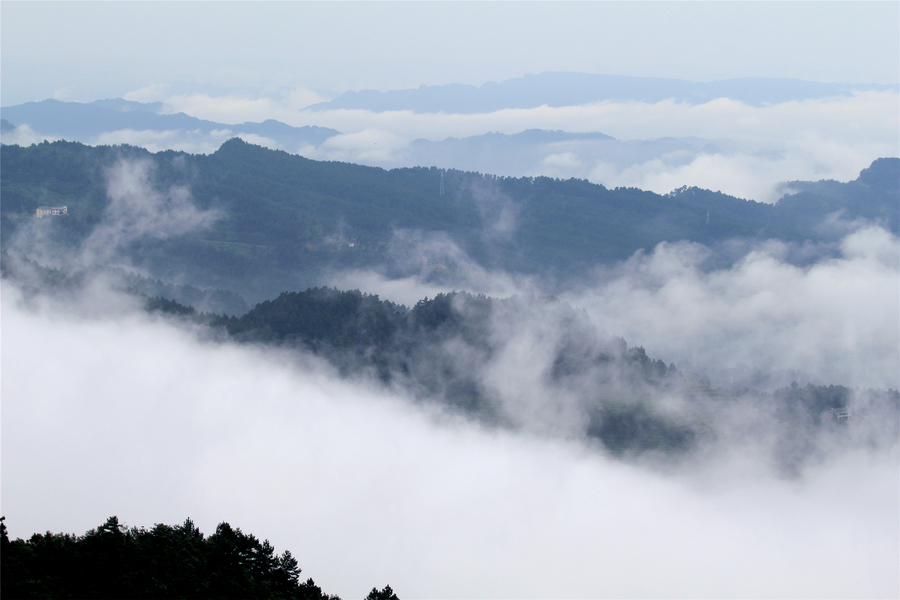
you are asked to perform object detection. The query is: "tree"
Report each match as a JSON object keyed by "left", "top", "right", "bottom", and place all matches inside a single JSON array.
[
  {"left": 0, "top": 516, "right": 345, "bottom": 599},
  {"left": 365, "top": 584, "right": 399, "bottom": 600}
]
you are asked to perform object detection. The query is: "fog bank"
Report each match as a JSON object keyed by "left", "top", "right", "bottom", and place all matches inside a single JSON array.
[{"left": 2, "top": 280, "right": 897, "bottom": 599}]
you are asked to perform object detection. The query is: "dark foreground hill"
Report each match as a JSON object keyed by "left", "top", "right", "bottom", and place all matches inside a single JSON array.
[
  {"left": 1, "top": 138, "right": 897, "bottom": 301},
  {"left": 0, "top": 516, "right": 399, "bottom": 600}
]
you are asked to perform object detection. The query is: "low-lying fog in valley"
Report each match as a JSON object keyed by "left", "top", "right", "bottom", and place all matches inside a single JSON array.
[
  {"left": 2, "top": 155, "right": 898, "bottom": 597},
  {"left": 3, "top": 273, "right": 899, "bottom": 599}
]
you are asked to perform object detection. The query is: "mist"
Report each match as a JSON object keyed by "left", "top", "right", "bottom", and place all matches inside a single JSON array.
[
  {"left": 2, "top": 277, "right": 898, "bottom": 599},
  {"left": 5, "top": 155, "right": 221, "bottom": 282},
  {"left": 319, "top": 219, "right": 899, "bottom": 393},
  {"left": 135, "top": 88, "right": 891, "bottom": 199},
  {"left": 569, "top": 225, "right": 900, "bottom": 391},
  {"left": 4, "top": 88, "right": 893, "bottom": 204}
]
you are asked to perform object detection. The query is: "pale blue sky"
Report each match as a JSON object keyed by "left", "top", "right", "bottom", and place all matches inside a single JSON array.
[{"left": 2, "top": 1, "right": 898, "bottom": 106}]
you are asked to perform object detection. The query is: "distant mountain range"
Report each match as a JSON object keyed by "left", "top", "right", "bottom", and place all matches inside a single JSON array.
[
  {"left": 397, "top": 130, "right": 726, "bottom": 178},
  {"left": 0, "top": 98, "right": 338, "bottom": 149},
  {"left": 0, "top": 98, "right": 743, "bottom": 186},
  {"left": 4, "top": 72, "right": 895, "bottom": 187},
  {"left": 304, "top": 72, "right": 899, "bottom": 113}
]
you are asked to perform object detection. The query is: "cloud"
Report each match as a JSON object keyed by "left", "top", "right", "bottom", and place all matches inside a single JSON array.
[
  {"left": 326, "top": 221, "right": 899, "bottom": 398},
  {"left": 122, "top": 83, "right": 171, "bottom": 103},
  {"left": 158, "top": 87, "right": 330, "bottom": 125},
  {"left": 1, "top": 278, "right": 897, "bottom": 599},
  {"left": 160, "top": 94, "right": 282, "bottom": 125},
  {"left": 284, "top": 91, "right": 896, "bottom": 202},
  {"left": 567, "top": 225, "right": 900, "bottom": 390},
  {"left": 232, "top": 132, "right": 281, "bottom": 151},
  {"left": 91, "top": 129, "right": 231, "bottom": 155},
  {"left": 291, "top": 91, "right": 897, "bottom": 146},
  {"left": 8, "top": 89, "right": 893, "bottom": 205},
  {"left": 328, "top": 228, "right": 543, "bottom": 300},
  {"left": 309, "top": 129, "right": 410, "bottom": 164},
  {"left": 77, "top": 158, "right": 221, "bottom": 268},
  {"left": 468, "top": 177, "right": 519, "bottom": 242},
  {"left": 323, "top": 270, "right": 455, "bottom": 309},
  {"left": 587, "top": 137, "right": 898, "bottom": 203},
  {"left": 0, "top": 124, "right": 60, "bottom": 146},
  {"left": 542, "top": 151, "right": 583, "bottom": 171},
  {"left": 91, "top": 129, "right": 278, "bottom": 156},
  {"left": 286, "top": 87, "right": 330, "bottom": 110}
]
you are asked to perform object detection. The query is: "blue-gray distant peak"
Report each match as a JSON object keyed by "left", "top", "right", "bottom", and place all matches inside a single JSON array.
[
  {"left": 0, "top": 99, "right": 340, "bottom": 147},
  {"left": 305, "top": 72, "right": 899, "bottom": 113},
  {"left": 91, "top": 98, "right": 166, "bottom": 113}
]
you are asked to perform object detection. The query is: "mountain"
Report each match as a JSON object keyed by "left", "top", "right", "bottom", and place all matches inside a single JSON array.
[
  {"left": 0, "top": 98, "right": 339, "bottom": 150},
  {"left": 772, "top": 158, "right": 900, "bottom": 234},
  {"left": 2, "top": 138, "right": 896, "bottom": 301},
  {"left": 388, "top": 130, "right": 724, "bottom": 180},
  {"left": 213, "top": 288, "right": 688, "bottom": 445},
  {"left": 305, "top": 72, "right": 900, "bottom": 113},
  {"left": 1, "top": 516, "right": 344, "bottom": 600},
  {"left": 0, "top": 98, "right": 732, "bottom": 182}
]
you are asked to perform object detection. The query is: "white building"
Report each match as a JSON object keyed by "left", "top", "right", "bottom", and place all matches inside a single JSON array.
[{"left": 36, "top": 206, "right": 67, "bottom": 218}]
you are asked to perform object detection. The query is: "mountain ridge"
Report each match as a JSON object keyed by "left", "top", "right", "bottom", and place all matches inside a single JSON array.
[
  {"left": 0, "top": 98, "right": 339, "bottom": 149},
  {"left": 305, "top": 72, "right": 900, "bottom": 113},
  {"left": 1, "top": 138, "right": 896, "bottom": 302}
]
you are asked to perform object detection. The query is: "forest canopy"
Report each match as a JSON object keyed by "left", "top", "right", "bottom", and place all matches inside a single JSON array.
[{"left": 0, "top": 516, "right": 397, "bottom": 600}]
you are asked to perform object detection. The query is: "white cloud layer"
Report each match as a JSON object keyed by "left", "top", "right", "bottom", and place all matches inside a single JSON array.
[
  {"left": 326, "top": 223, "right": 899, "bottom": 392},
  {"left": 121, "top": 90, "right": 899, "bottom": 202},
  {"left": 0, "top": 124, "right": 61, "bottom": 146},
  {"left": 91, "top": 128, "right": 231, "bottom": 155},
  {"left": 568, "top": 225, "right": 900, "bottom": 390},
  {"left": 159, "top": 88, "right": 329, "bottom": 126},
  {"left": 2, "top": 281, "right": 897, "bottom": 599}
]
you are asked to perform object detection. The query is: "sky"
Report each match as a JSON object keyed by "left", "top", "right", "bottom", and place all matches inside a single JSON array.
[{"left": 2, "top": 1, "right": 898, "bottom": 107}]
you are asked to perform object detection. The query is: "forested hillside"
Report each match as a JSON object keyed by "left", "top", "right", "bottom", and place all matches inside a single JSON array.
[
  {"left": 214, "top": 287, "right": 900, "bottom": 464},
  {"left": 2, "top": 139, "right": 896, "bottom": 302},
  {"left": 0, "top": 516, "right": 398, "bottom": 600}
]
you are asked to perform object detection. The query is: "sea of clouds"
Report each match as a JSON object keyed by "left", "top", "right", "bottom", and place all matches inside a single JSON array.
[
  {"left": 3, "top": 274, "right": 898, "bottom": 599},
  {"left": 166, "top": 88, "right": 899, "bottom": 203},
  {"left": 3, "top": 87, "right": 897, "bottom": 203}
]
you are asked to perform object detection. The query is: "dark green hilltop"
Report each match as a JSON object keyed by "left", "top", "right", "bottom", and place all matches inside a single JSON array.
[{"left": 2, "top": 138, "right": 897, "bottom": 302}]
